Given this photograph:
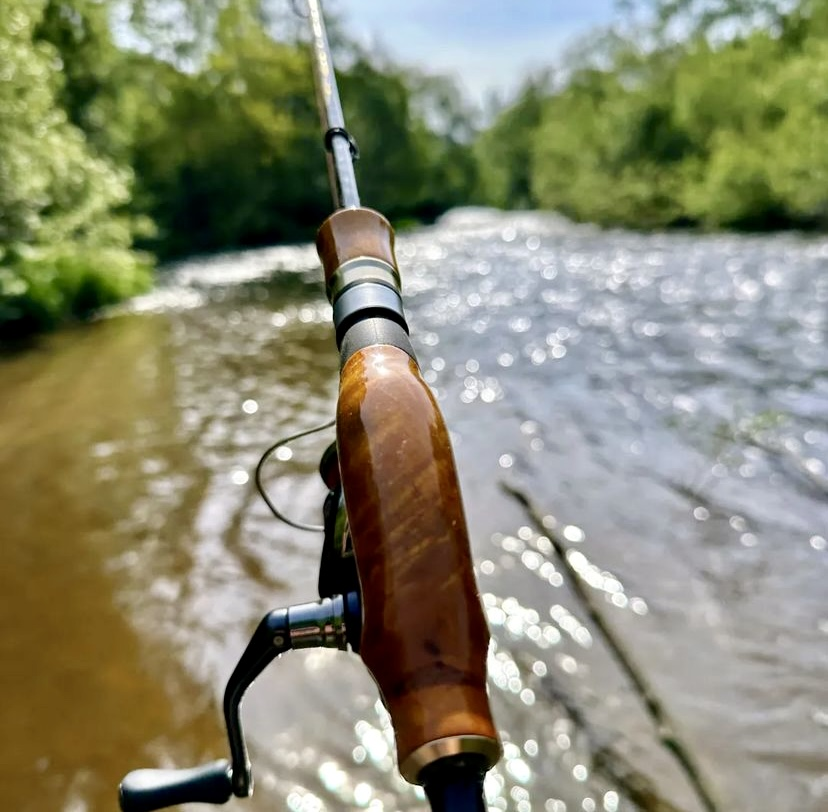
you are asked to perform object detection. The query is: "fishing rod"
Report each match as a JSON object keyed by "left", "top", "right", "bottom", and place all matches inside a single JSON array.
[{"left": 118, "top": 2, "right": 501, "bottom": 811}]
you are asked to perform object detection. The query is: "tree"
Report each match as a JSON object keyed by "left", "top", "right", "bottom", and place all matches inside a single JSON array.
[
  {"left": 475, "top": 76, "right": 551, "bottom": 209},
  {"left": 0, "top": 0, "right": 150, "bottom": 338},
  {"left": 477, "top": 0, "right": 828, "bottom": 231},
  {"left": 131, "top": 1, "right": 328, "bottom": 256},
  {"left": 618, "top": 0, "right": 793, "bottom": 37}
]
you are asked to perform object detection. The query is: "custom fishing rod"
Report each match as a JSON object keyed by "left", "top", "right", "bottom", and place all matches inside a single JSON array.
[{"left": 118, "top": 1, "right": 501, "bottom": 811}]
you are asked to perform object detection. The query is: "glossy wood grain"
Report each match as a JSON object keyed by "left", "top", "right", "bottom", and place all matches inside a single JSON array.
[
  {"left": 336, "top": 344, "right": 499, "bottom": 775},
  {"left": 316, "top": 208, "right": 397, "bottom": 284}
]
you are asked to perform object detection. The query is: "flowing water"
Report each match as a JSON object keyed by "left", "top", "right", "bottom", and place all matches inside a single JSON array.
[{"left": 1, "top": 209, "right": 826, "bottom": 812}]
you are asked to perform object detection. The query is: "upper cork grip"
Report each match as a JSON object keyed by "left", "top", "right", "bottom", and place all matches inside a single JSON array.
[
  {"left": 336, "top": 344, "right": 498, "bottom": 771},
  {"left": 316, "top": 207, "right": 397, "bottom": 283}
]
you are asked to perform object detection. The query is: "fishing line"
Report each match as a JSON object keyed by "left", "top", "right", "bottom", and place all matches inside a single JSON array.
[{"left": 255, "top": 418, "right": 335, "bottom": 531}]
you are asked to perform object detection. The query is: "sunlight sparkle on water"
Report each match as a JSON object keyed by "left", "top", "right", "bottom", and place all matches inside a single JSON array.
[
  {"left": 286, "top": 791, "right": 324, "bottom": 812},
  {"left": 630, "top": 597, "right": 649, "bottom": 614},
  {"left": 318, "top": 761, "right": 347, "bottom": 792},
  {"left": 730, "top": 515, "right": 747, "bottom": 531},
  {"left": 805, "top": 458, "right": 826, "bottom": 475},
  {"left": 520, "top": 688, "right": 536, "bottom": 706},
  {"left": 484, "top": 770, "right": 506, "bottom": 803},
  {"left": 603, "top": 790, "right": 619, "bottom": 812},
  {"left": 563, "top": 525, "right": 585, "bottom": 543},
  {"left": 353, "top": 782, "right": 373, "bottom": 806},
  {"left": 506, "top": 757, "right": 532, "bottom": 784}
]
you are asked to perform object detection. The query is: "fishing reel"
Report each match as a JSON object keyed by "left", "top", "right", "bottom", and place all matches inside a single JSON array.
[
  {"left": 119, "top": 444, "right": 361, "bottom": 812},
  {"left": 120, "top": 432, "right": 494, "bottom": 812}
]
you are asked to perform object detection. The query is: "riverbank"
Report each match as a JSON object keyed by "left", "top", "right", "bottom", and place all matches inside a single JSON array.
[
  {"left": 476, "top": 2, "right": 828, "bottom": 233},
  {"left": 0, "top": 248, "right": 152, "bottom": 343}
]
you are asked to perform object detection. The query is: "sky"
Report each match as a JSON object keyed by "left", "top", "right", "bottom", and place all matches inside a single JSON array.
[{"left": 333, "top": 1, "right": 619, "bottom": 106}]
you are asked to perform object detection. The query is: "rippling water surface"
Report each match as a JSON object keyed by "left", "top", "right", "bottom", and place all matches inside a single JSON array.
[{"left": 1, "top": 210, "right": 826, "bottom": 812}]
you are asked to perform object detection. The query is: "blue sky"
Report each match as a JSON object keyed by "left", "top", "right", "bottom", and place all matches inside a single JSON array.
[{"left": 334, "top": 1, "right": 619, "bottom": 105}]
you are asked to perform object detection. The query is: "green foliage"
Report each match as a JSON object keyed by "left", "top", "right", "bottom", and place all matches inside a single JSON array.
[
  {"left": 131, "top": 3, "right": 327, "bottom": 256},
  {"left": 627, "top": 0, "right": 791, "bottom": 34},
  {"left": 762, "top": 35, "right": 828, "bottom": 223},
  {"left": 130, "top": 4, "right": 479, "bottom": 257},
  {"left": 0, "top": 246, "right": 152, "bottom": 338},
  {"left": 0, "top": 0, "right": 152, "bottom": 339},
  {"left": 339, "top": 58, "right": 429, "bottom": 218},
  {"left": 474, "top": 78, "right": 548, "bottom": 208},
  {"left": 408, "top": 73, "right": 481, "bottom": 215},
  {"left": 2, "top": 0, "right": 478, "bottom": 337},
  {"left": 478, "top": 0, "right": 828, "bottom": 231},
  {"left": 35, "top": 1, "right": 120, "bottom": 151},
  {"left": 341, "top": 64, "right": 480, "bottom": 221},
  {"left": 528, "top": 61, "right": 691, "bottom": 227}
]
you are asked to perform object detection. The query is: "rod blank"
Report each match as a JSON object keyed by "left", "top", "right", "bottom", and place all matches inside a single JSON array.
[{"left": 306, "top": 0, "right": 360, "bottom": 209}]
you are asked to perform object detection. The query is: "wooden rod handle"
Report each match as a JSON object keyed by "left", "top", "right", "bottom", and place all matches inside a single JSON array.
[
  {"left": 317, "top": 207, "right": 500, "bottom": 782},
  {"left": 316, "top": 207, "right": 397, "bottom": 284},
  {"left": 336, "top": 345, "right": 499, "bottom": 781}
]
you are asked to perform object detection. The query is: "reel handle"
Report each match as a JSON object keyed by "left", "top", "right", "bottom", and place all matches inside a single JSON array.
[{"left": 119, "top": 761, "right": 232, "bottom": 812}]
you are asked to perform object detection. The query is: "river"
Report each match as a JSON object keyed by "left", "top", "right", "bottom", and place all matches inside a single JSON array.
[{"left": 1, "top": 209, "right": 826, "bottom": 812}]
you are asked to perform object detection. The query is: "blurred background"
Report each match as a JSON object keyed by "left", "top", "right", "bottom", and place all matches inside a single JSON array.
[{"left": 1, "top": 2, "right": 827, "bottom": 812}]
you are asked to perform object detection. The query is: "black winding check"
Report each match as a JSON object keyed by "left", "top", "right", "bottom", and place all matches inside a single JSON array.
[
  {"left": 339, "top": 319, "right": 416, "bottom": 367},
  {"left": 332, "top": 282, "right": 408, "bottom": 346},
  {"left": 324, "top": 127, "right": 360, "bottom": 160}
]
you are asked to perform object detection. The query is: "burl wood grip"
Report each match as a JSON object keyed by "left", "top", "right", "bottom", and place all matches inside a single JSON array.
[{"left": 336, "top": 345, "right": 499, "bottom": 781}]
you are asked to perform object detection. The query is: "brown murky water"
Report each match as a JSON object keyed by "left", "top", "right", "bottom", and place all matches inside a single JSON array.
[{"left": 1, "top": 210, "right": 826, "bottom": 812}]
